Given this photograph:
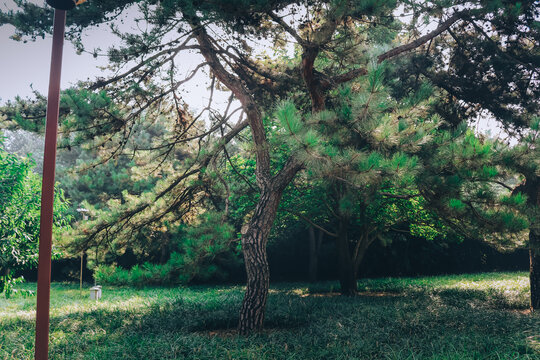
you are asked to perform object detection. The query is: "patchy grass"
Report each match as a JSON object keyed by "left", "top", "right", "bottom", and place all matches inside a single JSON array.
[{"left": 0, "top": 272, "right": 538, "bottom": 359}]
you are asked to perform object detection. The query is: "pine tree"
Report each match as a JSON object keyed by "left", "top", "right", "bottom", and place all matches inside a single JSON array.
[
  {"left": 500, "top": 118, "right": 540, "bottom": 310},
  {"left": 2, "top": 0, "right": 537, "bottom": 331}
]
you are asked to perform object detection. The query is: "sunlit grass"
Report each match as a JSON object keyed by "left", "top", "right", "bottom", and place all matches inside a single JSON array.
[{"left": 0, "top": 272, "right": 538, "bottom": 359}]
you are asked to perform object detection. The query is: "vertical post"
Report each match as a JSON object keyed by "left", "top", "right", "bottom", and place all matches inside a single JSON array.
[{"left": 34, "top": 9, "right": 66, "bottom": 360}]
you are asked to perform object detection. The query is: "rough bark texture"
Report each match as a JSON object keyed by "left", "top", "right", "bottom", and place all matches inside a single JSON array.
[
  {"left": 302, "top": 46, "right": 325, "bottom": 113},
  {"left": 238, "top": 188, "right": 283, "bottom": 334},
  {"left": 237, "top": 157, "right": 303, "bottom": 333}
]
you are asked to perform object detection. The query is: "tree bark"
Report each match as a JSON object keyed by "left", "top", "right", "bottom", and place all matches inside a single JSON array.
[
  {"left": 335, "top": 218, "right": 358, "bottom": 296},
  {"left": 238, "top": 188, "right": 284, "bottom": 334},
  {"left": 159, "top": 233, "right": 170, "bottom": 264},
  {"left": 530, "top": 229, "right": 540, "bottom": 311},
  {"left": 308, "top": 227, "right": 323, "bottom": 282},
  {"left": 338, "top": 261, "right": 358, "bottom": 296},
  {"left": 528, "top": 178, "right": 540, "bottom": 311},
  {"left": 516, "top": 176, "right": 540, "bottom": 311}
]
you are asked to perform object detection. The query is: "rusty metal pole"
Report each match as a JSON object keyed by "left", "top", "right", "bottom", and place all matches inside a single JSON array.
[{"left": 34, "top": 9, "right": 66, "bottom": 360}]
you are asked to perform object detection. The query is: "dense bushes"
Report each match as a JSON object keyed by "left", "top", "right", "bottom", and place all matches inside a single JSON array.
[
  {"left": 95, "top": 212, "right": 240, "bottom": 286},
  {"left": 0, "top": 136, "right": 71, "bottom": 297}
]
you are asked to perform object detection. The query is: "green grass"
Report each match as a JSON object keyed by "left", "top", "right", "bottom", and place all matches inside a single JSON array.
[{"left": 0, "top": 272, "right": 538, "bottom": 359}]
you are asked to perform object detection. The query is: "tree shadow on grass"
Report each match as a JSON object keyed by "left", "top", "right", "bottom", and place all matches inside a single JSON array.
[{"left": 2, "top": 286, "right": 538, "bottom": 359}]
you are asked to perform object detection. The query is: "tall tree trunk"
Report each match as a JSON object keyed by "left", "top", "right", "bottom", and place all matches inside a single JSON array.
[
  {"left": 529, "top": 178, "right": 540, "bottom": 311},
  {"left": 238, "top": 188, "right": 283, "bottom": 334},
  {"left": 160, "top": 233, "right": 170, "bottom": 264},
  {"left": 335, "top": 218, "right": 357, "bottom": 296},
  {"left": 520, "top": 177, "right": 540, "bottom": 311},
  {"left": 308, "top": 227, "right": 323, "bottom": 282},
  {"left": 338, "top": 260, "right": 358, "bottom": 296},
  {"left": 530, "top": 228, "right": 540, "bottom": 311},
  {"left": 352, "top": 236, "right": 373, "bottom": 282}
]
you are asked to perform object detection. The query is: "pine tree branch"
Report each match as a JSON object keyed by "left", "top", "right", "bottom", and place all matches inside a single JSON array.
[
  {"left": 186, "top": 15, "right": 272, "bottom": 185},
  {"left": 267, "top": 11, "right": 306, "bottom": 46},
  {"left": 272, "top": 156, "right": 305, "bottom": 191},
  {"left": 469, "top": 20, "right": 537, "bottom": 72},
  {"left": 379, "top": 192, "right": 421, "bottom": 199},
  {"left": 285, "top": 210, "right": 337, "bottom": 238},
  {"left": 81, "top": 116, "right": 249, "bottom": 246},
  {"left": 378, "top": 10, "right": 468, "bottom": 63},
  {"left": 320, "top": 68, "right": 368, "bottom": 90},
  {"left": 472, "top": 178, "right": 514, "bottom": 191},
  {"left": 89, "top": 36, "right": 198, "bottom": 90}
]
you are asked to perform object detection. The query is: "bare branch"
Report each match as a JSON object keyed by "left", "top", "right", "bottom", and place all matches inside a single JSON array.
[
  {"left": 285, "top": 209, "right": 338, "bottom": 237},
  {"left": 185, "top": 16, "right": 272, "bottom": 184},
  {"left": 89, "top": 36, "right": 198, "bottom": 90}
]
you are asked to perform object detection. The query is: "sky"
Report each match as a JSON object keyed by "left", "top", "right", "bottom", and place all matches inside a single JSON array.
[
  {"left": 0, "top": 1, "right": 221, "bottom": 111},
  {"left": 0, "top": 0, "right": 118, "bottom": 102},
  {"left": 0, "top": 23, "right": 105, "bottom": 103}
]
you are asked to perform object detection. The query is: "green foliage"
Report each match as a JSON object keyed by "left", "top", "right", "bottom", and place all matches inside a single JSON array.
[
  {"left": 417, "top": 127, "right": 530, "bottom": 248},
  {"left": 0, "top": 273, "right": 33, "bottom": 299},
  {"left": 275, "top": 69, "right": 452, "bottom": 273},
  {"left": 1, "top": 0, "right": 537, "bottom": 309},
  {"left": 0, "top": 135, "right": 71, "bottom": 297},
  {"left": 95, "top": 211, "right": 238, "bottom": 286}
]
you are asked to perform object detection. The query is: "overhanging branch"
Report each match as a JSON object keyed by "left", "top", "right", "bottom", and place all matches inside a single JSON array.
[{"left": 378, "top": 10, "right": 468, "bottom": 63}]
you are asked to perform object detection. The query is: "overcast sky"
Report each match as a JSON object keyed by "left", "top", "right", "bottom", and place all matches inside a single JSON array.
[
  {"left": 0, "top": 24, "right": 104, "bottom": 103},
  {"left": 0, "top": 1, "right": 222, "bottom": 112}
]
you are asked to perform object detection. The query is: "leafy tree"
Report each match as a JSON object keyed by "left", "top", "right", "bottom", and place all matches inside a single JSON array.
[
  {"left": 0, "top": 134, "right": 70, "bottom": 297},
  {"left": 2, "top": 0, "right": 538, "bottom": 331}
]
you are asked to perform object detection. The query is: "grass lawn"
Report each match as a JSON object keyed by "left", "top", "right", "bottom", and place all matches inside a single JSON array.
[{"left": 0, "top": 272, "right": 538, "bottom": 359}]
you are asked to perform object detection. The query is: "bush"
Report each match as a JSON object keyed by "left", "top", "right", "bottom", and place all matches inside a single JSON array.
[
  {"left": 0, "top": 136, "right": 71, "bottom": 297},
  {"left": 95, "top": 211, "right": 240, "bottom": 286}
]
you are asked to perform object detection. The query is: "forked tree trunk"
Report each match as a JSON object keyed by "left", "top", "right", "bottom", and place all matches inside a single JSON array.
[{"left": 238, "top": 188, "right": 284, "bottom": 334}]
